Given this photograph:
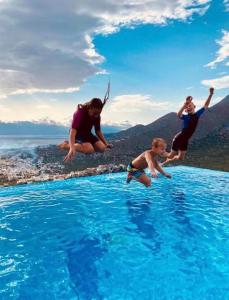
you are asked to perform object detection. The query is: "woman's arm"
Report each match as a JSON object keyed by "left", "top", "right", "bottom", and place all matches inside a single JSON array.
[
  {"left": 69, "top": 129, "right": 77, "bottom": 149},
  {"left": 64, "top": 129, "right": 77, "bottom": 161},
  {"left": 95, "top": 130, "right": 112, "bottom": 148}
]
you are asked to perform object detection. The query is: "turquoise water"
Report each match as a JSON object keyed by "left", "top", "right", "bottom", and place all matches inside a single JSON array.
[{"left": 0, "top": 166, "right": 228, "bottom": 300}]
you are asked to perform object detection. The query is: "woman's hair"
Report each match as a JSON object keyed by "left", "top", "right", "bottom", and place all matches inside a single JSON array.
[{"left": 78, "top": 98, "right": 106, "bottom": 110}]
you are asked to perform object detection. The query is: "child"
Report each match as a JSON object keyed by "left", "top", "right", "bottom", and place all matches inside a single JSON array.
[
  {"left": 59, "top": 98, "right": 112, "bottom": 161},
  {"left": 126, "top": 138, "right": 171, "bottom": 187},
  {"left": 162, "top": 87, "right": 214, "bottom": 166}
]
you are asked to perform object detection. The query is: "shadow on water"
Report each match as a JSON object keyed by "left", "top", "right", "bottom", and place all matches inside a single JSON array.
[
  {"left": 170, "top": 190, "right": 197, "bottom": 259},
  {"left": 170, "top": 190, "right": 196, "bottom": 235},
  {"left": 125, "top": 198, "right": 161, "bottom": 254},
  {"left": 66, "top": 233, "right": 110, "bottom": 300}
]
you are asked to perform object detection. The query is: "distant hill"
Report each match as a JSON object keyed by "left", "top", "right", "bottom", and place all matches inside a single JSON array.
[
  {"left": 38, "top": 95, "right": 229, "bottom": 172},
  {"left": 0, "top": 121, "right": 126, "bottom": 135},
  {"left": 183, "top": 126, "right": 229, "bottom": 171},
  {"left": 113, "top": 95, "right": 229, "bottom": 145},
  {"left": 0, "top": 121, "right": 68, "bottom": 135}
]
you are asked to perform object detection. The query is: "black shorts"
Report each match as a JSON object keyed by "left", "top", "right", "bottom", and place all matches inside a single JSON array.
[
  {"left": 172, "top": 133, "right": 189, "bottom": 152},
  {"left": 75, "top": 133, "right": 99, "bottom": 145}
]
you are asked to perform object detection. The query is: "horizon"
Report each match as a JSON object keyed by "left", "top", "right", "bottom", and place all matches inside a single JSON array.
[
  {"left": 0, "top": 93, "right": 228, "bottom": 134},
  {"left": 0, "top": 0, "right": 228, "bottom": 130}
]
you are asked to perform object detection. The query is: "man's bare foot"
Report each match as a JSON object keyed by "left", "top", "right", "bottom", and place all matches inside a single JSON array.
[{"left": 58, "top": 140, "right": 69, "bottom": 150}]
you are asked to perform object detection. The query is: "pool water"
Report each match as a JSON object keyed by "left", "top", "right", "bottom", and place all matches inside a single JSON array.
[{"left": 0, "top": 166, "right": 228, "bottom": 300}]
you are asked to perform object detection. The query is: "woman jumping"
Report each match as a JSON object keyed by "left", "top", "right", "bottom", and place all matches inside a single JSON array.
[{"left": 59, "top": 96, "right": 112, "bottom": 162}]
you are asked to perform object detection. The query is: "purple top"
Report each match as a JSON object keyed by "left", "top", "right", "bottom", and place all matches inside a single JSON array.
[{"left": 71, "top": 107, "right": 101, "bottom": 137}]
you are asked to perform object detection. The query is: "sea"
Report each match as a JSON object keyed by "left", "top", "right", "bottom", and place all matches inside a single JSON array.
[{"left": 0, "top": 135, "right": 66, "bottom": 156}]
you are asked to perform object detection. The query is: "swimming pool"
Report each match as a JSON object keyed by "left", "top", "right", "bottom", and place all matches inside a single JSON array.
[{"left": 0, "top": 166, "right": 228, "bottom": 300}]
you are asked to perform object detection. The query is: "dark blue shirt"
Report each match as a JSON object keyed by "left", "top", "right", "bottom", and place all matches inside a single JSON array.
[{"left": 179, "top": 107, "right": 205, "bottom": 138}]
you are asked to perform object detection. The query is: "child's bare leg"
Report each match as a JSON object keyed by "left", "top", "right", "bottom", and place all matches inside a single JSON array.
[
  {"left": 167, "top": 150, "right": 177, "bottom": 159},
  {"left": 177, "top": 150, "right": 186, "bottom": 160},
  {"left": 136, "top": 173, "right": 151, "bottom": 187},
  {"left": 162, "top": 150, "right": 186, "bottom": 166},
  {"left": 161, "top": 150, "right": 177, "bottom": 166}
]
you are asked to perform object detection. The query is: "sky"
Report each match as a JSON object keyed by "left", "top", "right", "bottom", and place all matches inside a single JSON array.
[{"left": 0, "top": 0, "right": 228, "bottom": 130}]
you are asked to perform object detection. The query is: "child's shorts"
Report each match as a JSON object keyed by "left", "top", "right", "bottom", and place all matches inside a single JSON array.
[
  {"left": 127, "top": 162, "right": 145, "bottom": 179},
  {"left": 172, "top": 133, "right": 189, "bottom": 151}
]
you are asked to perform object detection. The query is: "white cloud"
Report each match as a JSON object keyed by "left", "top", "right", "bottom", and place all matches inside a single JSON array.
[
  {"left": 103, "top": 94, "right": 170, "bottom": 124},
  {"left": 0, "top": 98, "right": 75, "bottom": 124},
  {"left": 224, "top": 0, "right": 229, "bottom": 11},
  {"left": 205, "top": 30, "right": 229, "bottom": 68},
  {"left": 109, "top": 94, "right": 168, "bottom": 113},
  {"left": 0, "top": 104, "right": 11, "bottom": 112},
  {"left": 35, "top": 104, "right": 51, "bottom": 110},
  {"left": 0, "top": 0, "right": 211, "bottom": 97},
  {"left": 201, "top": 75, "right": 229, "bottom": 89}
]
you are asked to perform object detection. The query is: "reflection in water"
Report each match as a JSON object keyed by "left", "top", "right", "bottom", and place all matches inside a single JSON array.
[
  {"left": 66, "top": 234, "right": 110, "bottom": 300},
  {"left": 126, "top": 199, "right": 161, "bottom": 253},
  {"left": 171, "top": 191, "right": 195, "bottom": 235},
  {"left": 170, "top": 191, "right": 197, "bottom": 259}
]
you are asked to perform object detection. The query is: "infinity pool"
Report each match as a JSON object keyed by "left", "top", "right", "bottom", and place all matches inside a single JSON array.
[{"left": 0, "top": 166, "right": 228, "bottom": 300}]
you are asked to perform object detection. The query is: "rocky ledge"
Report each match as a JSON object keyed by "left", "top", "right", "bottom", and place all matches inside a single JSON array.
[{"left": 0, "top": 163, "right": 126, "bottom": 187}]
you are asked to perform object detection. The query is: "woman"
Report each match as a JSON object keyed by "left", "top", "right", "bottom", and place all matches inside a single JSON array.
[{"left": 59, "top": 97, "right": 112, "bottom": 161}]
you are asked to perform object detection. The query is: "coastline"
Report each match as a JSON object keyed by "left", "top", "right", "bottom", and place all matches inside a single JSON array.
[
  {"left": 0, "top": 159, "right": 126, "bottom": 187},
  {"left": 1, "top": 129, "right": 229, "bottom": 187}
]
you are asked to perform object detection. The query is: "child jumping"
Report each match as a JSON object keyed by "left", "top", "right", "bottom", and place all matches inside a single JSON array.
[
  {"left": 126, "top": 138, "right": 171, "bottom": 187},
  {"left": 162, "top": 87, "right": 214, "bottom": 166}
]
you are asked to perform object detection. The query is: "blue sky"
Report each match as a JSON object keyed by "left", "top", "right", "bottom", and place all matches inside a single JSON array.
[{"left": 0, "top": 0, "right": 228, "bottom": 130}]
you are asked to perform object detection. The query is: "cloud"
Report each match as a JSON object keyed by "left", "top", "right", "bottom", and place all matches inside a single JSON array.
[
  {"left": 224, "top": 0, "right": 229, "bottom": 11},
  {"left": 35, "top": 104, "right": 52, "bottom": 110},
  {"left": 201, "top": 75, "right": 229, "bottom": 89},
  {"left": 103, "top": 94, "right": 170, "bottom": 125},
  {"left": 100, "top": 120, "right": 133, "bottom": 133},
  {"left": 205, "top": 30, "right": 229, "bottom": 68},
  {"left": 109, "top": 94, "right": 168, "bottom": 113},
  {"left": 0, "top": 0, "right": 211, "bottom": 97}
]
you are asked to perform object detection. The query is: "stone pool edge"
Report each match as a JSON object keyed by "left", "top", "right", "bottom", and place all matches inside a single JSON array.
[{"left": 0, "top": 164, "right": 127, "bottom": 188}]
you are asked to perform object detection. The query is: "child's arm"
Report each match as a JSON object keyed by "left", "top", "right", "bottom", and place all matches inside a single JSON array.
[
  {"left": 177, "top": 103, "right": 187, "bottom": 118},
  {"left": 145, "top": 151, "right": 158, "bottom": 178},
  {"left": 154, "top": 161, "right": 172, "bottom": 178},
  {"left": 160, "top": 151, "right": 170, "bottom": 158},
  {"left": 203, "top": 87, "right": 214, "bottom": 109}
]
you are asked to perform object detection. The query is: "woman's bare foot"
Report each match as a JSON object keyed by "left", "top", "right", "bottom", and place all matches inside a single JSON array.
[{"left": 58, "top": 140, "right": 69, "bottom": 150}]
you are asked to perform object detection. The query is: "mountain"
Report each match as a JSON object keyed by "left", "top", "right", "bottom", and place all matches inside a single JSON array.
[
  {"left": 182, "top": 125, "right": 229, "bottom": 171},
  {"left": 113, "top": 95, "right": 229, "bottom": 145}
]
